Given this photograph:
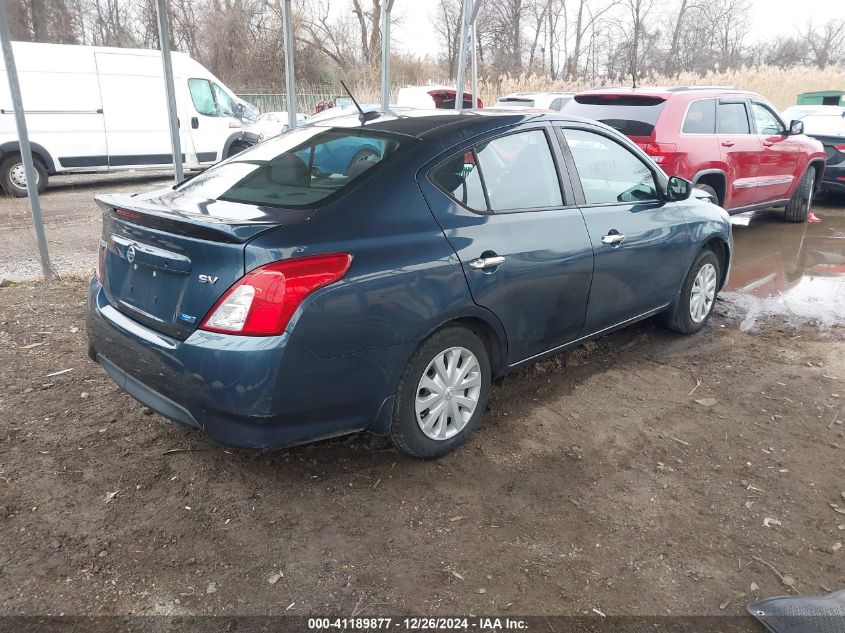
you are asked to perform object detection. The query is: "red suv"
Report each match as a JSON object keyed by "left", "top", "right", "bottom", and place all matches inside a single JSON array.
[{"left": 564, "top": 87, "right": 826, "bottom": 222}]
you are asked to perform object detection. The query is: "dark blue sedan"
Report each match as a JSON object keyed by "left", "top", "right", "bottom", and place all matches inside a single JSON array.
[{"left": 87, "top": 110, "right": 732, "bottom": 458}]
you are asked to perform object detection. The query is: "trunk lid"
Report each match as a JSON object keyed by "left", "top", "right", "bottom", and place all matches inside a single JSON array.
[{"left": 97, "top": 188, "right": 313, "bottom": 339}]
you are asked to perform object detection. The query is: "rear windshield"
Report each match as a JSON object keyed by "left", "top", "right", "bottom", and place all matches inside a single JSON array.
[
  {"left": 175, "top": 127, "right": 405, "bottom": 208},
  {"left": 563, "top": 95, "right": 667, "bottom": 136}
]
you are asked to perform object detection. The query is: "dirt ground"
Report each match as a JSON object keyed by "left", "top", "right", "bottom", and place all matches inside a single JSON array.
[{"left": 1, "top": 177, "right": 844, "bottom": 622}]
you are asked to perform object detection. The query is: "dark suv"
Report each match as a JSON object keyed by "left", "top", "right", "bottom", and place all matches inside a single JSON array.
[{"left": 564, "top": 87, "right": 826, "bottom": 221}]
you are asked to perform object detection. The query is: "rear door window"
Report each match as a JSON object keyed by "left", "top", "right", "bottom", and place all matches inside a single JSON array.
[
  {"left": 476, "top": 131, "right": 562, "bottom": 210},
  {"left": 563, "top": 95, "right": 667, "bottom": 136},
  {"left": 174, "top": 127, "right": 404, "bottom": 208},
  {"left": 430, "top": 152, "right": 487, "bottom": 211},
  {"left": 682, "top": 99, "right": 716, "bottom": 134},
  {"left": 563, "top": 128, "right": 658, "bottom": 205},
  {"left": 430, "top": 130, "right": 563, "bottom": 212},
  {"left": 717, "top": 102, "right": 751, "bottom": 134}
]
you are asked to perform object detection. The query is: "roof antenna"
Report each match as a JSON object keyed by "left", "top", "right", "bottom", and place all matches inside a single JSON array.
[{"left": 340, "top": 80, "right": 379, "bottom": 126}]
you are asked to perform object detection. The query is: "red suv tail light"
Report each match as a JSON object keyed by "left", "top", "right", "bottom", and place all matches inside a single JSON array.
[
  {"left": 834, "top": 145, "right": 845, "bottom": 153},
  {"left": 199, "top": 253, "right": 353, "bottom": 336},
  {"left": 637, "top": 142, "right": 678, "bottom": 165}
]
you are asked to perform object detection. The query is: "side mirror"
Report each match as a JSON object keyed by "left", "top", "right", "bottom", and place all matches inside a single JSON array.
[
  {"left": 789, "top": 119, "right": 804, "bottom": 135},
  {"left": 666, "top": 175, "right": 692, "bottom": 202}
]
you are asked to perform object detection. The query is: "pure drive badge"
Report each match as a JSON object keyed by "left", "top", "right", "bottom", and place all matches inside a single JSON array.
[{"left": 178, "top": 313, "right": 197, "bottom": 324}]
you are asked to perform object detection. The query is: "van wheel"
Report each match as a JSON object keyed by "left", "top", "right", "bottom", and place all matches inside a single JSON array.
[
  {"left": 1, "top": 154, "right": 48, "bottom": 197},
  {"left": 390, "top": 326, "right": 491, "bottom": 459},
  {"left": 225, "top": 141, "right": 251, "bottom": 159},
  {"left": 784, "top": 168, "right": 814, "bottom": 223},
  {"left": 663, "top": 249, "right": 721, "bottom": 335}
]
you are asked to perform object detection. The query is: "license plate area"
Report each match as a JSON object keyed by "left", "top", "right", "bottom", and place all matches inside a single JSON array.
[{"left": 107, "top": 235, "right": 191, "bottom": 326}]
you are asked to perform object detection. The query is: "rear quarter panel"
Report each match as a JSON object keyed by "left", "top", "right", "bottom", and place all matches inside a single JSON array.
[{"left": 244, "top": 152, "right": 501, "bottom": 360}]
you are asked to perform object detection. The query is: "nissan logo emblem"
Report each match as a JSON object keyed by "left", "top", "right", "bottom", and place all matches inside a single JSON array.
[{"left": 126, "top": 245, "right": 136, "bottom": 263}]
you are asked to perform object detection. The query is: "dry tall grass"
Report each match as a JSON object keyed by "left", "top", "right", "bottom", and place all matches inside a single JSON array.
[
  {"left": 240, "top": 65, "right": 844, "bottom": 112},
  {"left": 480, "top": 65, "right": 845, "bottom": 109}
]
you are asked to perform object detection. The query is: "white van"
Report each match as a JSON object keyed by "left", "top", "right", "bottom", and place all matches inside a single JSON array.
[{"left": 0, "top": 42, "right": 257, "bottom": 196}]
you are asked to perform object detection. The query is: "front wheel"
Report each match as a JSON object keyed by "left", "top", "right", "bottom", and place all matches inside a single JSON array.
[
  {"left": 784, "top": 167, "right": 815, "bottom": 223},
  {"left": 663, "top": 249, "right": 721, "bottom": 335},
  {"left": 389, "top": 326, "right": 491, "bottom": 459},
  {"left": 1, "top": 153, "right": 48, "bottom": 197}
]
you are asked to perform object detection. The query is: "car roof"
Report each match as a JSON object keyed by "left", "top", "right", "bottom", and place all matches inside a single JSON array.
[
  {"left": 574, "top": 86, "right": 749, "bottom": 100},
  {"left": 498, "top": 91, "right": 574, "bottom": 98},
  {"left": 308, "top": 107, "right": 605, "bottom": 140}
]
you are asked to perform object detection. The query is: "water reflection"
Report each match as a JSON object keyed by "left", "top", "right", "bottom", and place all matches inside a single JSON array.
[{"left": 722, "top": 203, "right": 845, "bottom": 330}]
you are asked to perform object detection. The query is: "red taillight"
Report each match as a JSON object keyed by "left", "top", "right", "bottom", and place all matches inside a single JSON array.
[
  {"left": 199, "top": 253, "right": 352, "bottom": 336},
  {"left": 834, "top": 145, "right": 845, "bottom": 153},
  {"left": 113, "top": 208, "right": 140, "bottom": 220},
  {"left": 637, "top": 142, "right": 678, "bottom": 165}
]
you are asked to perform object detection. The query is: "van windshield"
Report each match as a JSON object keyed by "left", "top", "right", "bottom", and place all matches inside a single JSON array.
[
  {"left": 175, "top": 127, "right": 405, "bottom": 208},
  {"left": 564, "top": 95, "right": 667, "bottom": 136}
]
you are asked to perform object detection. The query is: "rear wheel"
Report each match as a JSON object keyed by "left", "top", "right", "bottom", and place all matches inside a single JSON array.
[
  {"left": 1, "top": 153, "right": 47, "bottom": 197},
  {"left": 389, "top": 326, "right": 491, "bottom": 459},
  {"left": 784, "top": 167, "right": 815, "bottom": 223},
  {"left": 663, "top": 249, "right": 721, "bottom": 335}
]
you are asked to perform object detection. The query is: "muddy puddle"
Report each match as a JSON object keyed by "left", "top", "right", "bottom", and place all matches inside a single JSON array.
[{"left": 720, "top": 202, "right": 845, "bottom": 331}]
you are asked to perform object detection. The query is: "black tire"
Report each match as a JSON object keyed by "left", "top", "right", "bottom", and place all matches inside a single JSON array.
[
  {"left": 225, "top": 141, "right": 252, "bottom": 159},
  {"left": 663, "top": 249, "right": 721, "bottom": 335},
  {"left": 696, "top": 183, "right": 719, "bottom": 205},
  {"left": 389, "top": 325, "right": 491, "bottom": 459},
  {"left": 1, "top": 153, "right": 47, "bottom": 197},
  {"left": 784, "top": 167, "right": 815, "bottom": 223}
]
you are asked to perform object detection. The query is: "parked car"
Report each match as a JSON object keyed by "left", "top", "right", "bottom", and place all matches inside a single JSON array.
[
  {"left": 396, "top": 85, "right": 483, "bottom": 109},
  {"left": 87, "top": 110, "right": 731, "bottom": 459},
  {"left": 781, "top": 105, "right": 845, "bottom": 195},
  {"left": 563, "top": 87, "right": 826, "bottom": 222},
  {"left": 0, "top": 42, "right": 257, "bottom": 196},
  {"left": 243, "top": 112, "right": 310, "bottom": 142},
  {"left": 494, "top": 92, "right": 573, "bottom": 111}
]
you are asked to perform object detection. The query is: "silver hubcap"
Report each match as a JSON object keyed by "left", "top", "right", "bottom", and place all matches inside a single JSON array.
[
  {"left": 9, "top": 163, "right": 35, "bottom": 189},
  {"left": 689, "top": 262, "right": 717, "bottom": 323},
  {"left": 415, "top": 346, "right": 481, "bottom": 441}
]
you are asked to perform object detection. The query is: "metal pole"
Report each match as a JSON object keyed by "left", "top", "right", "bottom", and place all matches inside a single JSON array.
[
  {"left": 155, "top": 0, "right": 183, "bottom": 183},
  {"left": 282, "top": 0, "right": 297, "bottom": 131},
  {"left": 380, "top": 0, "right": 395, "bottom": 111},
  {"left": 471, "top": 22, "right": 478, "bottom": 110},
  {"left": 0, "top": 4, "right": 54, "bottom": 278},
  {"left": 453, "top": 0, "right": 470, "bottom": 111}
]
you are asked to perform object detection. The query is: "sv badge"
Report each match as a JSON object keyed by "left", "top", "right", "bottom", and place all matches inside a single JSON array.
[{"left": 198, "top": 274, "right": 219, "bottom": 285}]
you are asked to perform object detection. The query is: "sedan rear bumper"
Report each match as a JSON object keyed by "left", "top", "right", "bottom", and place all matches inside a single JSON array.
[{"left": 87, "top": 280, "right": 407, "bottom": 449}]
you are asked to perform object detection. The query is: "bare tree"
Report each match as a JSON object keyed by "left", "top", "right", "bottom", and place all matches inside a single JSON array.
[
  {"left": 802, "top": 19, "right": 845, "bottom": 69},
  {"left": 432, "top": 0, "right": 463, "bottom": 79}
]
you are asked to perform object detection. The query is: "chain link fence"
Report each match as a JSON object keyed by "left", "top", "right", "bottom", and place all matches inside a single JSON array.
[{"left": 237, "top": 92, "right": 339, "bottom": 114}]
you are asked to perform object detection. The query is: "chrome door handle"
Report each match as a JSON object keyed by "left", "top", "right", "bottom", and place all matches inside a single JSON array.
[
  {"left": 469, "top": 255, "right": 506, "bottom": 270},
  {"left": 720, "top": 141, "right": 734, "bottom": 147},
  {"left": 601, "top": 233, "right": 625, "bottom": 246}
]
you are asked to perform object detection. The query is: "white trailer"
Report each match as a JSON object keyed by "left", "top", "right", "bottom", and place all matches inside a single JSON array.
[{"left": 0, "top": 42, "right": 256, "bottom": 196}]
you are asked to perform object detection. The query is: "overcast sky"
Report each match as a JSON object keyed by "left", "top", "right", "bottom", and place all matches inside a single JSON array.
[{"left": 382, "top": 0, "right": 845, "bottom": 59}]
